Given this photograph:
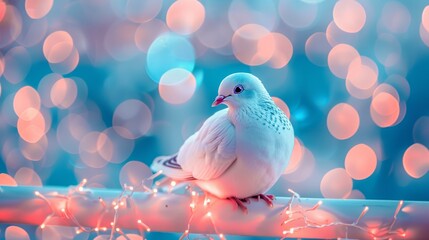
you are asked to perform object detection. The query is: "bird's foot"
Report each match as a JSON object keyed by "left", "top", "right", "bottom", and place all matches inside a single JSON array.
[
  {"left": 227, "top": 197, "right": 249, "bottom": 214},
  {"left": 250, "top": 194, "right": 275, "bottom": 207},
  {"left": 227, "top": 194, "right": 275, "bottom": 213}
]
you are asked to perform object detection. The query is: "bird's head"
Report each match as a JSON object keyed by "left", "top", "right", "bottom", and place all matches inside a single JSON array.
[{"left": 212, "top": 73, "right": 270, "bottom": 109}]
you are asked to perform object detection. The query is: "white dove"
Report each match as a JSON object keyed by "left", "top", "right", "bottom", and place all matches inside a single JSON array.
[{"left": 151, "top": 72, "right": 294, "bottom": 212}]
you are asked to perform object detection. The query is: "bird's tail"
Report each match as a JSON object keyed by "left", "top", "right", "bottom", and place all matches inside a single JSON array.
[{"left": 150, "top": 154, "right": 195, "bottom": 180}]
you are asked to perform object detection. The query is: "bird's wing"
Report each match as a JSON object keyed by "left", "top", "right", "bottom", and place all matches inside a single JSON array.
[
  {"left": 151, "top": 154, "right": 195, "bottom": 180},
  {"left": 177, "top": 108, "right": 236, "bottom": 180}
]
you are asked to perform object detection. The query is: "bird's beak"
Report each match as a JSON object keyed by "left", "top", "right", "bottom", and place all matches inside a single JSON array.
[{"left": 211, "top": 95, "right": 226, "bottom": 107}]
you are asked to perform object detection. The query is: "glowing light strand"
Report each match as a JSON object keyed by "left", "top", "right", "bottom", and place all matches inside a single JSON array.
[
  {"left": 33, "top": 175, "right": 157, "bottom": 239},
  {"left": 280, "top": 189, "right": 406, "bottom": 240}
]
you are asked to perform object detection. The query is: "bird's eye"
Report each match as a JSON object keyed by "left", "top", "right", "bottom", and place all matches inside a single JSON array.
[{"left": 233, "top": 84, "right": 244, "bottom": 94}]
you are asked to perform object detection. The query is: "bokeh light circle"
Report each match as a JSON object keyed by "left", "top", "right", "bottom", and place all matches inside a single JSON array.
[
  {"left": 14, "top": 167, "right": 42, "bottom": 186},
  {"left": 267, "top": 32, "right": 293, "bottom": 69},
  {"left": 346, "top": 56, "right": 378, "bottom": 99},
  {"left": 5, "top": 226, "right": 30, "bottom": 240},
  {"left": 272, "top": 97, "right": 290, "bottom": 119},
  {"left": 278, "top": 0, "right": 318, "bottom": 29},
  {"left": 327, "top": 103, "right": 360, "bottom": 140},
  {"left": 16, "top": 16, "right": 48, "bottom": 47},
  {"left": 373, "top": 83, "right": 400, "bottom": 101},
  {"left": 0, "top": 173, "right": 17, "bottom": 186},
  {"left": 125, "top": 0, "right": 162, "bottom": 23},
  {"left": 166, "top": 0, "right": 205, "bottom": 35},
  {"left": 328, "top": 44, "right": 359, "bottom": 79},
  {"left": 4, "top": 46, "right": 32, "bottom": 84},
  {"left": 423, "top": 6, "right": 429, "bottom": 32},
  {"left": 50, "top": 78, "right": 78, "bottom": 109},
  {"left": 347, "top": 189, "right": 365, "bottom": 199},
  {"left": 119, "top": 160, "right": 153, "bottom": 191},
  {"left": 101, "top": 128, "right": 135, "bottom": 164},
  {"left": 135, "top": 19, "right": 168, "bottom": 53},
  {"left": 282, "top": 147, "right": 315, "bottom": 183},
  {"left": 385, "top": 75, "right": 410, "bottom": 101},
  {"left": 49, "top": 46, "right": 79, "bottom": 74},
  {"left": 374, "top": 33, "right": 402, "bottom": 67},
  {"left": 0, "top": 1, "right": 5, "bottom": 22},
  {"left": 17, "top": 108, "right": 46, "bottom": 143},
  {"left": 326, "top": 20, "right": 357, "bottom": 47},
  {"left": 197, "top": 16, "right": 233, "bottom": 50},
  {"left": 37, "top": 73, "right": 63, "bottom": 107},
  {"left": 413, "top": 116, "right": 429, "bottom": 148},
  {"left": 113, "top": 99, "right": 152, "bottom": 139},
  {"left": 419, "top": 23, "right": 429, "bottom": 47},
  {"left": 57, "top": 113, "right": 90, "bottom": 154},
  {"left": 14, "top": 86, "right": 41, "bottom": 118},
  {"left": 232, "top": 24, "right": 275, "bottom": 66},
  {"left": 104, "top": 21, "right": 140, "bottom": 61},
  {"left": 79, "top": 131, "right": 110, "bottom": 168},
  {"left": 159, "top": 68, "right": 197, "bottom": 104},
  {"left": 333, "top": 0, "right": 366, "bottom": 33},
  {"left": 284, "top": 138, "right": 303, "bottom": 174},
  {"left": 147, "top": 33, "right": 195, "bottom": 83},
  {"left": 370, "top": 92, "right": 400, "bottom": 128},
  {"left": 320, "top": 168, "right": 353, "bottom": 198},
  {"left": 305, "top": 32, "right": 331, "bottom": 66},
  {"left": 43, "top": 31, "right": 74, "bottom": 64},
  {"left": 345, "top": 144, "right": 377, "bottom": 180},
  {"left": 379, "top": 1, "right": 411, "bottom": 34},
  {"left": 25, "top": 0, "right": 53, "bottom": 19},
  {"left": 20, "top": 135, "right": 48, "bottom": 161},
  {"left": 0, "top": 5, "right": 22, "bottom": 48},
  {"left": 403, "top": 143, "right": 429, "bottom": 179}
]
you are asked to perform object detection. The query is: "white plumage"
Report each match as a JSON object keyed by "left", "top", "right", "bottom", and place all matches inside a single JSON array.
[{"left": 151, "top": 73, "right": 294, "bottom": 200}]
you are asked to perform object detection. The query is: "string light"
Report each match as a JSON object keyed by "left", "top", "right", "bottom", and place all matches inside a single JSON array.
[
  {"left": 137, "top": 219, "right": 151, "bottom": 232},
  {"left": 281, "top": 189, "right": 406, "bottom": 239},
  {"left": 76, "top": 178, "right": 87, "bottom": 192},
  {"left": 30, "top": 174, "right": 158, "bottom": 240},
  {"left": 99, "top": 197, "right": 106, "bottom": 208},
  {"left": 26, "top": 174, "right": 408, "bottom": 240}
]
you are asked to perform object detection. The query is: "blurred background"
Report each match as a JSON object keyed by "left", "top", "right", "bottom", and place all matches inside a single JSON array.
[{"left": 1, "top": 0, "right": 429, "bottom": 239}]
